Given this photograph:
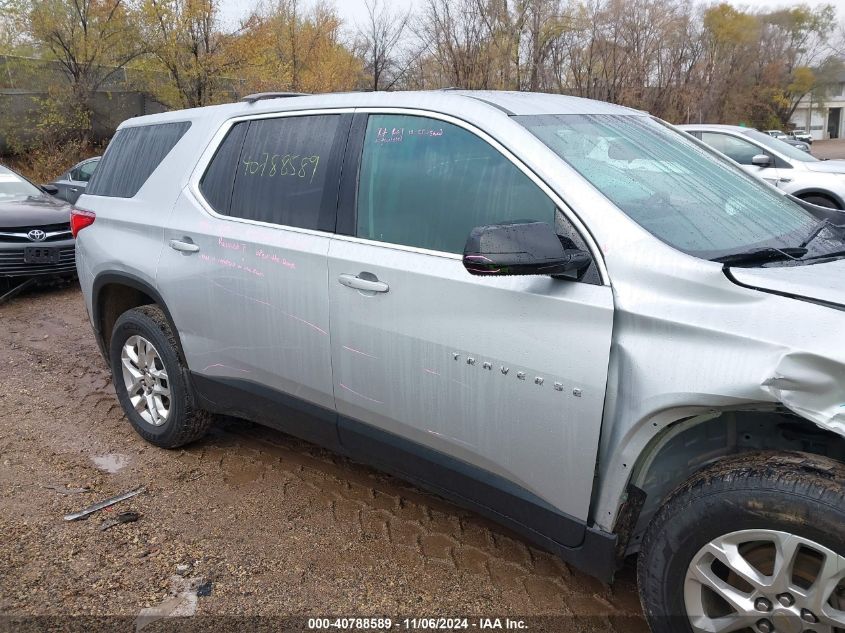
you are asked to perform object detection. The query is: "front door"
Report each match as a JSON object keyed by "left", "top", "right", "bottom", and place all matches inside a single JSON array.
[
  {"left": 157, "top": 111, "right": 351, "bottom": 444},
  {"left": 699, "top": 131, "right": 781, "bottom": 186},
  {"left": 327, "top": 112, "right": 614, "bottom": 538}
]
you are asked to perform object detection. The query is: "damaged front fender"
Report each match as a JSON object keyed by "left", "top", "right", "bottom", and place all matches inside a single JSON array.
[{"left": 762, "top": 352, "right": 845, "bottom": 437}]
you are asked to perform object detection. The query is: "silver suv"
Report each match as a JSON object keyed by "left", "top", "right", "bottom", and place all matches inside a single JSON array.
[{"left": 75, "top": 91, "right": 845, "bottom": 632}]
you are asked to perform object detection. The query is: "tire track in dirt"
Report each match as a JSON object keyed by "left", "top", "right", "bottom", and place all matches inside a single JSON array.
[{"left": 0, "top": 284, "right": 645, "bottom": 630}]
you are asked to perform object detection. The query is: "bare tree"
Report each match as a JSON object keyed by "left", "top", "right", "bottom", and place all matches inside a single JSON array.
[{"left": 357, "top": 0, "right": 411, "bottom": 91}]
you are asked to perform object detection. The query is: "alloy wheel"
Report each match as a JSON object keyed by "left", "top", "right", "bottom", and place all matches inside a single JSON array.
[
  {"left": 120, "top": 334, "right": 171, "bottom": 427},
  {"left": 685, "top": 529, "right": 845, "bottom": 633}
]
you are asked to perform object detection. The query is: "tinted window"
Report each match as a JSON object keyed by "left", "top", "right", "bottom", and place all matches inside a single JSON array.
[
  {"left": 200, "top": 122, "right": 248, "bottom": 214},
  {"left": 699, "top": 132, "right": 761, "bottom": 165},
  {"left": 357, "top": 114, "right": 555, "bottom": 254},
  {"left": 227, "top": 115, "right": 345, "bottom": 231},
  {"left": 87, "top": 121, "right": 190, "bottom": 198}
]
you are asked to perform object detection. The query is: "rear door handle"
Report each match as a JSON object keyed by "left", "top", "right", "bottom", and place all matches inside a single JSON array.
[
  {"left": 169, "top": 238, "right": 200, "bottom": 253},
  {"left": 338, "top": 273, "right": 389, "bottom": 293}
]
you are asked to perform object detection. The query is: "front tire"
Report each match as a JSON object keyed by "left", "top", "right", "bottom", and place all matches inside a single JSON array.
[
  {"left": 800, "top": 194, "right": 841, "bottom": 210},
  {"left": 638, "top": 452, "right": 845, "bottom": 633},
  {"left": 109, "top": 305, "right": 212, "bottom": 448}
]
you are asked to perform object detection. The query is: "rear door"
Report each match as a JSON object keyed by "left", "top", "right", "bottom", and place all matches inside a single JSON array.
[
  {"left": 327, "top": 111, "right": 614, "bottom": 537},
  {"left": 157, "top": 110, "right": 351, "bottom": 445}
]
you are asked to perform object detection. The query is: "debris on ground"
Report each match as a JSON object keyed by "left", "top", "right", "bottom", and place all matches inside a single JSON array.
[
  {"left": 195, "top": 580, "right": 213, "bottom": 597},
  {"left": 134, "top": 575, "right": 204, "bottom": 632},
  {"left": 43, "top": 484, "right": 90, "bottom": 495},
  {"left": 99, "top": 511, "right": 140, "bottom": 531},
  {"left": 63, "top": 487, "right": 145, "bottom": 521},
  {"left": 175, "top": 562, "right": 193, "bottom": 576}
]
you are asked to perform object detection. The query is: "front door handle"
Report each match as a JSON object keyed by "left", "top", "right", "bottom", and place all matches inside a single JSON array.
[
  {"left": 338, "top": 273, "right": 389, "bottom": 293},
  {"left": 169, "top": 238, "right": 200, "bottom": 254}
]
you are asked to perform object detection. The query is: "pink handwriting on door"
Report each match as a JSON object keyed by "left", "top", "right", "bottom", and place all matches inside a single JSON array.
[
  {"left": 255, "top": 248, "right": 296, "bottom": 270},
  {"left": 218, "top": 236, "right": 246, "bottom": 251},
  {"left": 199, "top": 253, "right": 264, "bottom": 278}
]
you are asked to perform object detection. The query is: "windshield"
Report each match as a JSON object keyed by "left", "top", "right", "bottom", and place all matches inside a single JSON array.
[
  {"left": 0, "top": 165, "right": 42, "bottom": 201},
  {"left": 516, "top": 114, "right": 838, "bottom": 261},
  {"left": 742, "top": 129, "right": 817, "bottom": 162}
]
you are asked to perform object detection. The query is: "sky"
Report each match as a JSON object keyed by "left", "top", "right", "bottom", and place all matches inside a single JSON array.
[{"left": 218, "top": 0, "right": 845, "bottom": 30}]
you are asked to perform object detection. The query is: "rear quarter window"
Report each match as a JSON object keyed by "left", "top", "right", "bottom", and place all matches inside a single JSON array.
[{"left": 87, "top": 121, "right": 191, "bottom": 198}]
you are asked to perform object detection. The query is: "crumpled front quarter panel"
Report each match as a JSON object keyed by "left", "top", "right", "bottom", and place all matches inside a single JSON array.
[{"left": 594, "top": 243, "right": 845, "bottom": 531}]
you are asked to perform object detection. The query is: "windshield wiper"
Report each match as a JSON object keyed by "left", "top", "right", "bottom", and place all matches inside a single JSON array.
[
  {"left": 711, "top": 246, "right": 808, "bottom": 265},
  {"left": 801, "top": 248, "right": 845, "bottom": 262},
  {"left": 799, "top": 219, "right": 845, "bottom": 249}
]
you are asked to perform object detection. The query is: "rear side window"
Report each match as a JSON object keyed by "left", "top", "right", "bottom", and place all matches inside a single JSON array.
[
  {"left": 87, "top": 121, "right": 191, "bottom": 198},
  {"left": 219, "top": 114, "right": 346, "bottom": 231},
  {"left": 200, "top": 122, "right": 248, "bottom": 214}
]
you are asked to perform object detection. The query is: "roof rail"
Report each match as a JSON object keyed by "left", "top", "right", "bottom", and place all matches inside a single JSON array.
[{"left": 241, "top": 92, "right": 310, "bottom": 104}]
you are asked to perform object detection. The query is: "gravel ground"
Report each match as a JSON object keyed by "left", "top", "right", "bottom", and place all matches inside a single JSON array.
[{"left": 0, "top": 282, "right": 645, "bottom": 632}]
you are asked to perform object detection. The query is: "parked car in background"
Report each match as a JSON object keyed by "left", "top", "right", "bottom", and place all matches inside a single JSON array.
[
  {"left": 765, "top": 129, "right": 789, "bottom": 139},
  {"left": 681, "top": 123, "right": 844, "bottom": 208},
  {"left": 76, "top": 91, "right": 845, "bottom": 632},
  {"left": 780, "top": 137, "right": 812, "bottom": 153},
  {"left": 0, "top": 164, "right": 75, "bottom": 279},
  {"left": 48, "top": 156, "right": 100, "bottom": 203},
  {"left": 791, "top": 130, "right": 813, "bottom": 144}
]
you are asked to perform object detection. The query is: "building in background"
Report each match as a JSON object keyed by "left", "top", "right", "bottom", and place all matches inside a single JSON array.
[{"left": 790, "top": 69, "right": 845, "bottom": 141}]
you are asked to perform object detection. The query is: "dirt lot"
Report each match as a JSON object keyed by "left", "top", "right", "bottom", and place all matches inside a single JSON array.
[
  {"left": 810, "top": 138, "right": 845, "bottom": 160},
  {"left": 0, "top": 283, "right": 645, "bottom": 631}
]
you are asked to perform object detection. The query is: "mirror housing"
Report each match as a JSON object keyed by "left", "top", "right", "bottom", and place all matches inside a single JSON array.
[
  {"left": 41, "top": 184, "right": 59, "bottom": 195},
  {"left": 463, "top": 221, "right": 592, "bottom": 278},
  {"left": 751, "top": 154, "right": 772, "bottom": 167}
]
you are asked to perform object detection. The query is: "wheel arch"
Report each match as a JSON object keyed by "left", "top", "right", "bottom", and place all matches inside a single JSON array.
[
  {"left": 92, "top": 272, "right": 188, "bottom": 367},
  {"left": 791, "top": 188, "right": 844, "bottom": 209},
  {"left": 615, "top": 408, "right": 845, "bottom": 556}
]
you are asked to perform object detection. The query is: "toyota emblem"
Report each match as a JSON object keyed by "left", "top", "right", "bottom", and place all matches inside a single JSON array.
[{"left": 27, "top": 229, "right": 47, "bottom": 242}]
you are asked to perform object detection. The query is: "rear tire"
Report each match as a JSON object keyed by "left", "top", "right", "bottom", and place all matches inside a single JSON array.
[
  {"left": 800, "top": 194, "right": 841, "bottom": 209},
  {"left": 638, "top": 452, "right": 845, "bottom": 633},
  {"left": 109, "top": 305, "right": 212, "bottom": 448}
]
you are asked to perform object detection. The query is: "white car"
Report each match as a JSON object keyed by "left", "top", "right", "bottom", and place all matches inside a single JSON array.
[{"left": 681, "top": 123, "right": 845, "bottom": 209}]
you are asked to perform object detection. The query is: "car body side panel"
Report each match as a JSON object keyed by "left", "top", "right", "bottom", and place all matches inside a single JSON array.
[
  {"left": 327, "top": 238, "right": 615, "bottom": 524},
  {"left": 157, "top": 188, "right": 336, "bottom": 414}
]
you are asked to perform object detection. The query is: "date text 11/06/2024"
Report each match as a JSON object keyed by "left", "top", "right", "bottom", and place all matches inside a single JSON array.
[{"left": 307, "top": 618, "right": 528, "bottom": 630}]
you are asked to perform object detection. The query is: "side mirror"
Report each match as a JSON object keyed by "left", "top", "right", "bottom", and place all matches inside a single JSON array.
[
  {"left": 463, "top": 220, "right": 592, "bottom": 278},
  {"left": 751, "top": 154, "right": 772, "bottom": 167},
  {"left": 41, "top": 184, "right": 59, "bottom": 195}
]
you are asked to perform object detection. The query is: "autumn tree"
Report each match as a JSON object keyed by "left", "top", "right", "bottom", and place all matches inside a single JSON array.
[
  {"left": 139, "top": 0, "right": 247, "bottom": 107},
  {"left": 27, "top": 0, "right": 145, "bottom": 100},
  {"left": 240, "top": 0, "right": 362, "bottom": 94}
]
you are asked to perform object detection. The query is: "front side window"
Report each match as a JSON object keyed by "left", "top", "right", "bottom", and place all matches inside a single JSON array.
[
  {"left": 742, "top": 129, "right": 818, "bottom": 163},
  {"left": 73, "top": 160, "right": 99, "bottom": 182},
  {"left": 699, "top": 132, "right": 762, "bottom": 166},
  {"left": 518, "top": 114, "right": 821, "bottom": 261},
  {"left": 225, "top": 114, "right": 345, "bottom": 231},
  {"left": 356, "top": 114, "right": 555, "bottom": 254}
]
